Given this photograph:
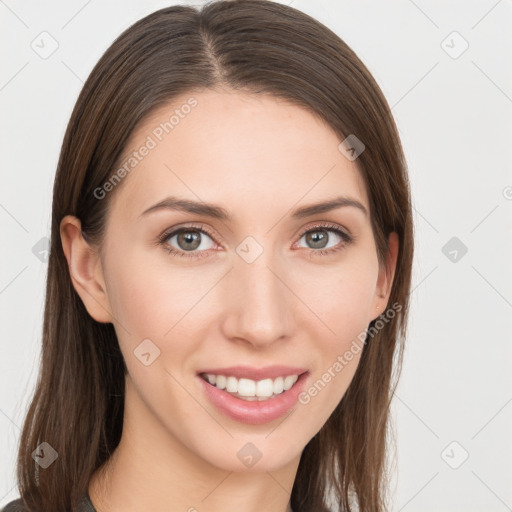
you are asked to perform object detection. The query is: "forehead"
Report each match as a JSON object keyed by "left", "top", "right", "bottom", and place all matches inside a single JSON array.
[{"left": 108, "top": 89, "right": 369, "bottom": 223}]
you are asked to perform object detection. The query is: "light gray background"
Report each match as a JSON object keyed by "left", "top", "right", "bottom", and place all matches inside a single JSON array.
[{"left": 1, "top": 1, "right": 511, "bottom": 510}]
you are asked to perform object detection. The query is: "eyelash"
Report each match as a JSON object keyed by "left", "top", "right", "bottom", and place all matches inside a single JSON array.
[{"left": 157, "top": 222, "right": 354, "bottom": 260}]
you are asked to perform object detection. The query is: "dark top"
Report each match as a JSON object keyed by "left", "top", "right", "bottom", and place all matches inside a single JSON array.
[
  {"left": 1, "top": 492, "right": 97, "bottom": 512},
  {"left": 2, "top": 493, "right": 295, "bottom": 511}
]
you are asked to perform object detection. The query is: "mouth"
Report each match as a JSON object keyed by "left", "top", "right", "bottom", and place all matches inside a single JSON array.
[
  {"left": 196, "top": 366, "right": 310, "bottom": 425},
  {"left": 198, "top": 371, "right": 306, "bottom": 401}
]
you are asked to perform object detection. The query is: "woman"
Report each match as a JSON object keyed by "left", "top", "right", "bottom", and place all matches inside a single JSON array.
[{"left": 4, "top": 1, "right": 414, "bottom": 511}]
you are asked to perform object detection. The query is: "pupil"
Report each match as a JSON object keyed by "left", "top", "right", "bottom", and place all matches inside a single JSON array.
[
  {"left": 308, "top": 230, "right": 327, "bottom": 249},
  {"left": 178, "top": 230, "right": 200, "bottom": 251}
]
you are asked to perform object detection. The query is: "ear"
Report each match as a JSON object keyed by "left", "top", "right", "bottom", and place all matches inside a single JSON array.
[
  {"left": 60, "top": 215, "right": 113, "bottom": 323},
  {"left": 371, "top": 231, "right": 399, "bottom": 322}
]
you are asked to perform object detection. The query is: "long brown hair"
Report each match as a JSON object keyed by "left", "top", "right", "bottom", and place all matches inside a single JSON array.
[{"left": 13, "top": 1, "right": 414, "bottom": 511}]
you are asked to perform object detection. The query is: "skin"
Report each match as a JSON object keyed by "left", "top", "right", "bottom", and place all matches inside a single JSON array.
[{"left": 60, "top": 89, "right": 398, "bottom": 512}]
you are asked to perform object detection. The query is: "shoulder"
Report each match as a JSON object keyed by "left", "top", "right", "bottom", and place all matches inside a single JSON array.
[
  {"left": 1, "top": 499, "right": 29, "bottom": 512},
  {"left": 2, "top": 495, "right": 95, "bottom": 512}
]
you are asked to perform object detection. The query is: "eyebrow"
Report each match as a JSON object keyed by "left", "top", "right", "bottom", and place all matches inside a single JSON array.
[{"left": 138, "top": 195, "right": 368, "bottom": 221}]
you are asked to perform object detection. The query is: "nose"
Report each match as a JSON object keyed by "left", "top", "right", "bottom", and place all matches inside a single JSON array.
[{"left": 220, "top": 249, "right": 293, "bottom": 349}]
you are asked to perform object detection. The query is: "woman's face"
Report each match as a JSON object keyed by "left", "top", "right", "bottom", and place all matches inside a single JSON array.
[{"left": 64, "top": 89, "right": 397, "bottom": 474}]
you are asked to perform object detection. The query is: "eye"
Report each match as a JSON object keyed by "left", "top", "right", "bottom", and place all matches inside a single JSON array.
[
  {"left": 295, "top": 222, "right": 353, "bottom": 257},
  {"left": 158, "top": 223, "right": 218, "bottom": 259},
  {"left": 158, "top": 222, "right": 354, "bottom": 260}
]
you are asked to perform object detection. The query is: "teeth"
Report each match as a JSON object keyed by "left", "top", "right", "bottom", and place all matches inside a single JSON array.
[
  {"left": 226, "top": 376, "right": 238, "bottom": 393},
  {"left": 216, "top": 375, "right": 226, "bottom": 389},
  {"left": 283, "top": 375, "right": 298, "bottom": 391},
  {"left": 274, "top": 376, "right": 284, "bottom": 394},
  {"left": 202, "top": 373, "right": 299, "bottom": 399},
  {"left": 238, "top": 378, "right": 256, "bottom": 396}
]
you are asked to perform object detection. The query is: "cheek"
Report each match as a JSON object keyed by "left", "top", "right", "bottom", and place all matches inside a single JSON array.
[
  {"left": 297, "top": 256, "right": 378, "bottom": 334},
  {"left": 297, "top": 270, "right": 373, "bottom": 417},
  {"left": 297, "top": 254, "right": 377, "bottom": 395},
  {"left": 104, "top": 252, "right": 204, "bottom": 387},
  {"left": 104, "top": 248, "right": 192, "bottom": 334}
]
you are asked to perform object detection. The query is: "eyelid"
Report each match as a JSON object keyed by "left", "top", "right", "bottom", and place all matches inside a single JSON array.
[
  {"left": 294, "top": 221, "right": 353, "bottom": 242},
  {"left": 158, "top": 222, "right": 221, "bottom": 246}
]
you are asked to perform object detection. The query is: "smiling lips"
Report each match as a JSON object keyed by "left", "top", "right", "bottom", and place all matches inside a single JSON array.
[
  {"left": 198, "top": 365, "right": 307, "bottom": 399},
  {"left": 196, "top": 365, "right": 309, "bottom": 424}
]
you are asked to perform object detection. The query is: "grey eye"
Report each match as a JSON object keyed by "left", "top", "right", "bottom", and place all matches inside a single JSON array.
[
  {"left": 298, "top": 229, "right": 343, "bottom": 250},
  {"left": 167, "top": 229, "right": 215, "bottom": 252}
]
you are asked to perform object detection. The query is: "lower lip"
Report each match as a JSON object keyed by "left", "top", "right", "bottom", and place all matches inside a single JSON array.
[{"left": 197, "top": 372, "right": 309, "bottom": 425}]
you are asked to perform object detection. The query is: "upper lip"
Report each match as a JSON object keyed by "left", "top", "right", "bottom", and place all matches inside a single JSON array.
[{"left": 197, "top": 365, "right": 309, "bottom": 381}]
